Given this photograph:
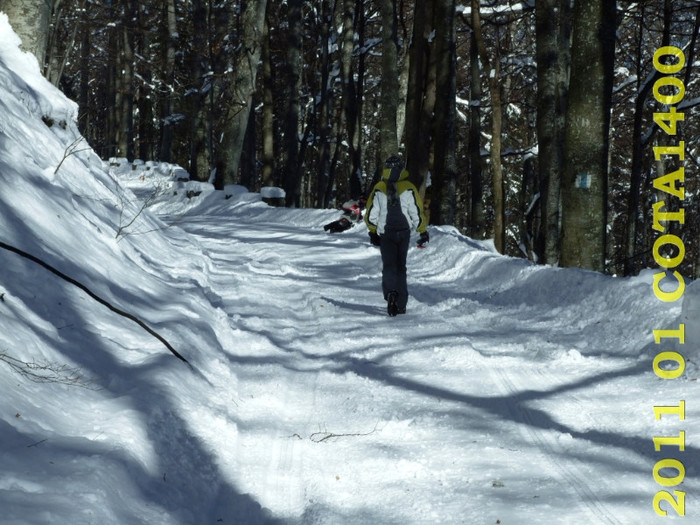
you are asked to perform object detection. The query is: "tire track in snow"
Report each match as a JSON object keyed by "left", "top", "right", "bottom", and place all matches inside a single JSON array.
[{"left": 491, "top": 363, "right": 621, "bottom": 525}]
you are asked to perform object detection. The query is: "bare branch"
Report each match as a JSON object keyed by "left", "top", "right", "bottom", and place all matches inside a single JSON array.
[
  {"left": 54, "top": 136, "right": 92, "bottom": 175},
  {"left": 308, "top": 423, "right": 380, "bottom": 443},
  {"left": 0, "top": 351, "right": 99, "bottom": 389}
]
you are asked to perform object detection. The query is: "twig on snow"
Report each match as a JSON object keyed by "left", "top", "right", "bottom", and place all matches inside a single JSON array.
[
  {"left": 0, "top": 351, "right": 98, "bottom": 389},
  {"left": 308, "top": 423, "right": 380, "bottom": 443}
]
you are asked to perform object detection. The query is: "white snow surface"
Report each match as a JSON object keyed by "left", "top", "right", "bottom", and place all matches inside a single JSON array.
[{"left": 1, "top": 15, "right": 698, "bottom": 525}]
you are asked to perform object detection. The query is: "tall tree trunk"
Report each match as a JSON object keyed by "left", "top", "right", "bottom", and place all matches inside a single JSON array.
[
  {"left": 624, "top": 3, "right": 650, "bottom": 276},
  {"left": 379, "top": 0, "right": 399, "bottom": 159},
  {"left": 105, "top": 11, "right": 119, "bottom": 159},
  {"left": 472, "top": 0, "right": 505, "bottom": 253},
  {"left": 535, "top": 0, "right": 571, "bottom": 265},
  {"left": 0, "top": 0, "right": 51, "bottom": 66},
  {"left": 118, "top": 1, "right": 136, "bottom": 160},
  {"left": 213, "top": 0, "right": 268, "bottom": 189},
  {"left": 136, "top": 1, "right": 155, "bottom": 161},
  {"left": 185, "top": 0, "right": 209, "bottom": 180},
  {"left": 240, "top": 96, "right": 258, "bottom": 190},
  {"left": 468, "top": 27, "right": 485, "bottom": 238},
  {"left": 316, "top": 0, "right": 333, "bottom": 207},
  {"left": 282, "top": 0, "right": 302, "bottom": 206},
  {"left": 560, "top": 0, "right": 616, "bottom": 271},
  {"left": 430, "top": 0, "right": 457, "bottom": 225},
  {"left": 683, "top": 6, "right": 700, "bottom": 278},
  {"left": 520, "top": 155, "right": 538, "bottom": 260},
  {"left": 339, "top": 0, "right": 364, "bottom": 199},
  {"left": 77, "top": 2, "right": 91, "bottom": 144},
  {"left": 405, "top": 0, "right": 435, "bottom": 190},
  {"left": 45, "top": 0, "right": 85, "bottom": 86},
  {"left": 261, "top": 17, "right": 275, "bottom": 188},
  {"left": 396, "top": 20, "right": 410, "bottom": 147},
  {"left": 158, "top": 0, "right": 177, "bottom": 163}
]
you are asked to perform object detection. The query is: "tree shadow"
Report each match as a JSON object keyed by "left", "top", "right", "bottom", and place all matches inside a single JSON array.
[
  {"left": 0, "top": 214, "right": 283, "bottom": 524},
  {"left": 223, "top": 328, "right": 697, "bottom": 475}
]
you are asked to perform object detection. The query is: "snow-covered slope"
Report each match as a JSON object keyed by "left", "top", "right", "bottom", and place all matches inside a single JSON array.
[{"left": 1, "top": 14, "right": 698, "bottom": 524}]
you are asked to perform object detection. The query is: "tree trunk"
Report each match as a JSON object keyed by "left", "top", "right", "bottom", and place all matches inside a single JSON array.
[
  {"left": 45, "top": 0, "right": 85, "bottom": 86},
  {"left": 213, "top": 0, "right": 268, "bottom": 189},
  {"left": 261, "top": 17, "right": 275, "bottom": 188},
  {"left": 184, "top": 0, "right": 209, "bottom": 180},
  {"left": 535, "top": 0, "right": 571, "bottom": 265},
  {"left": 316, "top": 0, "right": 333, "bottom": 208},
  {"left": 77, "top": 3, "right": 91, "bottom": 144},
  {"left": 684, "top": 6, "right": 700, "bottom": 278},
  {"left": 560, "top": 0, "right": 616, "bottom": 271},
  {"left": 105, "top": 13, "right": 119, "bottom": 159},
  {"left": 405, "top": 0, "right": 435, "bottom": 190},
  {"left": 136, "top": 1, "right": 155, "bottom": 161},
  {"left": 339, "top": 0, "right": 364, "bottom": 199},
  {"left": 472, "top": 0, "right": 505, "bottom": 253},
  {"left": 240, "top": 97, "right": 258, "bottom": 190},
  {"left": 0, "top": 0, "right": 51, "bottom": 66},
  {"left": 520, "top": 155, "right": 538, "bottom": 260},
  {"left": 468, "top": 27, "right": 485, "bottom": 238},
  {"left": 430, "top": 0, "right": 457, "bottom": 225},
  {"left": 624, "top": 3, "right": 650, "bottom": 276},
  {"left": 379, "top": 0, "right": 400, "bottom": 160},
  {"left": 158, "top": 0, "right": 177, "bottom": 163},
  {"left": 282, "top": 0, "right": 302, "bottom": 206},
  {"left": 119, "top": 2, "right": 136, "bottom": 160}
]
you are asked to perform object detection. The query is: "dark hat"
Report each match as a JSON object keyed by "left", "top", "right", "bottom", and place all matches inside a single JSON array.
[{"left": 384, "top": 155, "right": 404, "bottom": 169}]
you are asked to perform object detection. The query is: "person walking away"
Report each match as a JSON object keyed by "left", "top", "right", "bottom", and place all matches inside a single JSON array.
[{"left": 364, "top": 156, "right": 429, "bottom": 316}]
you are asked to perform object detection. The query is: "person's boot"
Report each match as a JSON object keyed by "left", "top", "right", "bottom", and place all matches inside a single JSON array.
[{"left": 387, "top": 291, "right": 399, "bottom": 317}]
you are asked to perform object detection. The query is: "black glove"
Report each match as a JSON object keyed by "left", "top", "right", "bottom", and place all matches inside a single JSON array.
[
  {"left": 418, "top": 231, "right": 429, "bottom": 247},
  {"left": 369, "top": 232, "right": 381, "bottom": 246}
]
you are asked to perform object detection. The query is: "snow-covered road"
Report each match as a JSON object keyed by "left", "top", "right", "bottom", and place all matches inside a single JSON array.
[{"left": 1, "top": 14, "right": 698, "bottom": 523}]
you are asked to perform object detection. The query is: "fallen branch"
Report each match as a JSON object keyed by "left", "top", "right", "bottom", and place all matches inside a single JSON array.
[
  {"left": 309, "top": 424, "right": 380, "bottom": 443},
  {"left": 0, "top": 240, "right": 189, "bottom": 365},
  {"left": 0, "top": 352, "right": 98, "bottom": 389}
]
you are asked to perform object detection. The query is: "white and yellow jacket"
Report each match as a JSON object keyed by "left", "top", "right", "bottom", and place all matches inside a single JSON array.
[{"left": 365, "top": 168, "right": 427, "bottom": 236}]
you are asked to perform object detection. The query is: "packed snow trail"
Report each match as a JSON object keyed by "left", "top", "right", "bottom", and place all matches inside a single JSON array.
[{"left": 115, "top": 165, "right": 697, "bottom": 525}]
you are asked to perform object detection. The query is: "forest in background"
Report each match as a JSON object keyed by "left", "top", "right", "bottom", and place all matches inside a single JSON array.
[{"left": 1, "top": 0, "right": 699, "bottom": 277}]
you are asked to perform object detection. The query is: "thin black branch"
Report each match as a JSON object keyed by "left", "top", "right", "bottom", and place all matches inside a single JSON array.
[
  {"left": 0, "top": 241, "right": 189, "bottom": 365},
  {"left": 308, "top": 423, "right": 380, "bottom": 443}
]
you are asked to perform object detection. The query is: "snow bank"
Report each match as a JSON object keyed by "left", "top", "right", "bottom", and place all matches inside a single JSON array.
[{"left": 0, "top": 18, "right": 272, "bottom": 525}]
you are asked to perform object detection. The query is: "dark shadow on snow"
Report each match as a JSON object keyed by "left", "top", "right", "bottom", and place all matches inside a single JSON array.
[{"left": 0, "top": 208, "right": 283, "bottom": 524}]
